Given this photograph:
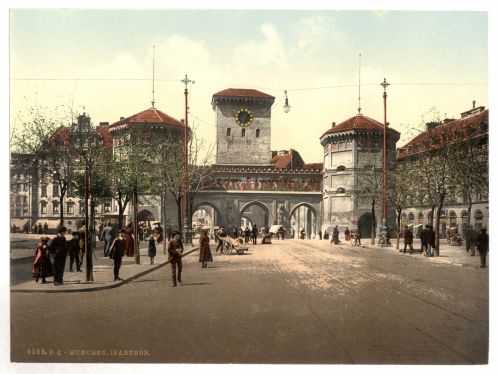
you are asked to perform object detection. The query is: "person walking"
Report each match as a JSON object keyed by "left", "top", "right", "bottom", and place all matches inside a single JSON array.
[
  {"left": 148, "top": 232, "right": 157, "bottom": 265},
  {"left": 67, "top": 231, "right": 81, "bottom": 272},
  {"left": 420, "top": 225, "right": 429, "bottom": 254},
  {"left": 251, "top": 224, "right": 258, "bottom": 245},
  {"left": 48, "top": 226, "right": 68, "bottom": 286},
  {"left": 464, "top": 225, "right": 471, "bottom": 253},
  {"left": 427, "top": 226, "right": 436, "bottom": 257},
  {"left": 403, "top": 225, "right": 414, "bottom": 254},
  {"left": 32, "top": 236, "right": 53, "bottom": 283},
  {"left": 319, "top": 230, "right": 323, "bottom": 240},
  {"left": 101, "top": 222, "right": 115, "bottom": 257},
  {"left": 108, "top": 229, "right": 126, "bottom": 281},
  {"left": 331, "top": 226, "right": 340, "bottom": 244},
  {"left": 216, "top": 226, "right": 227, "bottom": 254},
  {"left": 168, "top": 231, "right": 184, "bottom": 287},
  {"left": 344, "top": 227, "right": 351, "bottom": 242},
  {"left": 476, "top": 228, "right": 488, "bottom": 268},
  {"left": 199, "top": 229, "right": 213, "bottom": 268},
  {"left": 469, "top": 226, "right": 478, "bottom": 256},
  {"left": 124, "top": 222, "right": 135, "bottom": 257}
]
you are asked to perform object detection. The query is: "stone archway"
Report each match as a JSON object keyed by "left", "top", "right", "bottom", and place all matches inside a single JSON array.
[
  {"left": 239, "top": 201, "right": 270, "bottom": 230},
  {"left": 358, "top": 212, "right": 373, "bottom": 239},
  {"left": 192, "top": 201, "right": 225, "bottom": 228},
  {"left": 137, "top": 209, "right": 155, "bottom": 221},
  {"left": 289, "top": 202, "right": 317, "bottom": 239}
]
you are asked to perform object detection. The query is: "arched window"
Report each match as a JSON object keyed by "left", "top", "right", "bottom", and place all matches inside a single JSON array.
[
  {"left": 226, "top": 128, "right": 231, "bottom": 137},
  {"left": 474, "top": 210, "right": 483, "bottom": 229},
  {"left": 336, "top": 187, "right": 345, "bottom": 193},
  {"left": 418, "top": 212, "right": 424, "bottom": 225},
  {"left": 256, "top": 129, "right": 260, "bottom": 138},
  {"left": 408, "top": 212, "right": 415, "bottom": 225},
  {"left": 241, "top": 128, "right": 246, "bottom": 137},
  {"left": 336, "top": 165, "right": 346, "bottom": 172},
  {"left": 449, "top": 211, "right": 457, "bottom": 226},
  {"left": 401, "top": 213, "right": 407, "bottom": 226}
]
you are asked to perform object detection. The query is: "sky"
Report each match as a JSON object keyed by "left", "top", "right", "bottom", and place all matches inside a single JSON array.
[{"left": 8, "top": 5, "right": 489, "bottom": 164}]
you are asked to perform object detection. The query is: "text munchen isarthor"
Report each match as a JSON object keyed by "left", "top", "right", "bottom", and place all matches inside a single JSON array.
[{"left": 26, "top": 348, "right": 151, "bottom": 357}]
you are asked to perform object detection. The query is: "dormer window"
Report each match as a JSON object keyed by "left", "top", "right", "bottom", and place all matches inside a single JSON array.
[{"left": 336, "top": 187, "right": 345, "bottom": 193}]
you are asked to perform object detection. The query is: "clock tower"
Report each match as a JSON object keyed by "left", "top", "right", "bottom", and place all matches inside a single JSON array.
[{"left": 212, "top": 88, "right": 275, "bottom": 165}]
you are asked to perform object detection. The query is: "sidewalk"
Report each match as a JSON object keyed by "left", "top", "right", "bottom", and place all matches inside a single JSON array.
[
  {"left": 10, "top": 240, "right": 199, "bottom": 293},
  {"left": 359, "top": 238, "right": 487, "bottom": 269}
]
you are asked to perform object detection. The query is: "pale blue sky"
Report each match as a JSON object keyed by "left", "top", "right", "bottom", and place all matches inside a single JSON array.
[{"left": 9, "top": 8, "right": 489, "bottom": 163}]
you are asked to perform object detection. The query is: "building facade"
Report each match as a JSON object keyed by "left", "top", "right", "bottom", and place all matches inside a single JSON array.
[
  {"left": 397, "top": 104, "right": 488, "bottom": 238},
  {"left": 319, "top": 114, "right": 400, "bottom": 238}
]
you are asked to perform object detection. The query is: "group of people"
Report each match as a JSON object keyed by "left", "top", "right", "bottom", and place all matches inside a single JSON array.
[
  {"left": 214, "top": 225, "right": 260, "bottom": 253},
  {"left": 464, "top": 225, "right": 489, "bottom": 268},
  {"left": 401, "top": 224, "right": 436, "bottom": 256}
]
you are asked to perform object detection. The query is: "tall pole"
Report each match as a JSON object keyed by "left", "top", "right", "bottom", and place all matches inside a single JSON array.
[
  {"left": 381, "top": 78, "right": 389, "bottom": 223},
  {"left": 181, "top": 74, "right": 192, "bottom": 244}
]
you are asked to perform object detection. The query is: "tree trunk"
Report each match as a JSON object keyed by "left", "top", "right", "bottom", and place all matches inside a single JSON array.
[
  {"left": 396, "top": 206, "right": 401, "bottom": 250},
  {"left": 59, "top": 196, "right": 64, "bottom": 227},
  {"left": 161, "top": 193, "right": 167, "bottom": 255},
  {"left": 371, "top": 199, "right": 376, "bottom": 245},
  {"left": 176, "top": 198, "right": 182, "bottom": 232},
  {"left": 435, "top": 195, "right": 446, "bottom": 256}
]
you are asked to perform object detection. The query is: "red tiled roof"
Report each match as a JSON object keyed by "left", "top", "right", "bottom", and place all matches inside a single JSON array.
[
  {"left": 397, "top": 109, "right": 488, "bottom": 160},
  {"left": 213, "top": 88, "right": 275, "bottom": 99},
  {"left": 96, "top": 126, "right": 113, "bottom": 149},
  {"left": 109, "top": 107, "right": 184, "bottom": 128},
  {"left": 321, "top": 114, "right": 399, "bottom": 137},
  {"left": 271, "top": 154, "right": 292, "bottom": 169},
  {"left": 303, "top": 163, "right": 323, "bottom": 170}
]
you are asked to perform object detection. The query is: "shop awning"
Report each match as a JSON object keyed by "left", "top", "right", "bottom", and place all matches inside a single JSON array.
[{"left": 10, "top": 218, "right": 29, "bottom": 227}]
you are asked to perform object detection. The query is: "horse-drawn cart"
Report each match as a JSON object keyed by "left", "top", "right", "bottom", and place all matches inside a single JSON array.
[{"left": 446, "top": 226, "right": 463, "bottom": 246}]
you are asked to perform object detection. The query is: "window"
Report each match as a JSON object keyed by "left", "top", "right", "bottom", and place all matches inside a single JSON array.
[
  {"left": 41, "top": 202, "right": 47, "bottom": 215},
  {"left": 474, "top": 210, "right": 483, "bottom": 229},
  {"left": 226, "top": 128, "right": 232, "bottom": 137},
  {"left": 336, "top": 165, "right": 346, "bottom": 172},
  {"left": 408, "top": 212, "right": 415, "bottom": 225},
  {"left": 449, "top": 211, "right": 457, "bottom": 226},
  {"left": 41, "top": 184, "right": 47, "bottom": 197},
  {"left": 104, "top": 202, "right": 111, "bottom": 213},
  {"left": 256, "top": 129, "right": 260, "bottom": 138},
  {"left": 336, "top": 187, "right": 345, "bottom": 193},
  {"left": 53, "top": 204, "right": 59, "bottom": 214},
  {"left": 241, "top": 128, "right": 246, "bottom": 137},
  {"left": 363, "top": 164, "right": 374, "bottom": 172},
  {"left": 67, "top": 202, "right": 74, "bottom": 215},
  {"left": 53, "top": 184, "right": 59, "bottom": 197}
]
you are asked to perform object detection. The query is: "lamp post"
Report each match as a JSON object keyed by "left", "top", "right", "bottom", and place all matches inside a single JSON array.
[
  {"left": 380, "top": 78, "right": 390, "bottom": 245},
  {"left": 181, "top": 74, "right": 193, "bottom": 244}
]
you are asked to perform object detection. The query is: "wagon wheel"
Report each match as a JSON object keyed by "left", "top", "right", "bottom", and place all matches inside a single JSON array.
[
  {"left": 236, "top": 248, "right": 244, "bottom": 255},
  {"left": 224, "top": 242, "right": 232, "bottom": 255}
]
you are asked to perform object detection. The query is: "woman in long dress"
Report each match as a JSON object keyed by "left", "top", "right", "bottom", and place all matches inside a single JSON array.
[
  {"left": 198, "top": 229, "right": 213, "bottom": 268},
  {"left": 32, "top": 236, "right": 53, "bottom": 283},
  {"left": 124, "top": 222, "right": 135, "bottom": 257}
]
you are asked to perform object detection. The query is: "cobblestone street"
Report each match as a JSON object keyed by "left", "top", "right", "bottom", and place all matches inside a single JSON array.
[{"left": 10, "top": 238, "right": 488, "bottom": 364}]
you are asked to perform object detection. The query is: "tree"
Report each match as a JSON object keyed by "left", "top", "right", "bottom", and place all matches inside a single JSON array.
[
  {"left": 11, "top": 104, "right": 72, "bottom": 227},
  {"left": 388, "top": 164, "right": 414, "bottom": 251},
  {"left": 357, "top": 166, "right": 383, "bottom": 245}
]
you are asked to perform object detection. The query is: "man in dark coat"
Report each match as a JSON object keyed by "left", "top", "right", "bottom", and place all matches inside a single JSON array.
[
  {"left": 67, "top": 231, "right": 81, "bottom": 272},
  {"left": 427, "top": 226, "right": 436, "bottom": 257},
  {"left": 403, "top": 225, "right": 414, "bottom": 254},
  {"left": 48, "top": 226, "right": 68, "bottom": 286},
  {"left": 168, "top": 231, "right": 184, "bottom": 287},
  {"left": 467, "top": 226, "right": 478, "bottom": 256},
  {"left": 420, "top": 225, "right": 429, "bottom": 254},
  {"left": 251, "top": 224, "right": 258, "bottom": 245},
  {"left": 476, "top": 228, "right": 488, "bottom": 268},
  {"left": 109, "top": 229, "right": 126, "bottom": 281},
  {"left": 216, "top": 226, "right": 227, "bottom": 254}
]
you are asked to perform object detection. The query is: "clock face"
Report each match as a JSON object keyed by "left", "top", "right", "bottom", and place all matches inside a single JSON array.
[{"left": 235, "top": 108, "right": 253, "bottom": 127}]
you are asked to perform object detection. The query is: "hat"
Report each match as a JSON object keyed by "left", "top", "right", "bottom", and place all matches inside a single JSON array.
[{"left": 40, "top": 236, "right": 50, "bottom": 241}]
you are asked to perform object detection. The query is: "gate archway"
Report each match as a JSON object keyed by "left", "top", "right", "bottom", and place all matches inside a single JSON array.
[
  {"left": 239, "top": 201, "right": 270, "bottom": 230},
  {"left": 358, "top": 212, "right": 373, "bottom": 239},
  {"left": 290, "top": 202, "right": 317, "bottom": 239}
]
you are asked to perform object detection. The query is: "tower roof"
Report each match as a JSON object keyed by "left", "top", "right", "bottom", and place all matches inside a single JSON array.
[
  {"left": 109, "top": 107, "right": 184, "bottom": 129},
  {"left": 212, "top": 88, "right": 275, "bottom": 99},
  {"left": 320, "top": 114, "right": 399, "bottom": 138}
]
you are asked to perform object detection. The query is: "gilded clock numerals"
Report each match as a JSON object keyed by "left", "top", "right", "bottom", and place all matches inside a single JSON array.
[{"left": 235, "top": 108, "right": 253, "bottom": 127}]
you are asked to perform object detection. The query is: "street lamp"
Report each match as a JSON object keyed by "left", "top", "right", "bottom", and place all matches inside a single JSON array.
[
  {"left": 181, "top": 74, "right": 193, "bottom": 245},
  {"left": 380, "top": 78, "right": 390, "bottom": 246},
  {"left": 283, "top": 90, "right": 291, "bottom": 113}
]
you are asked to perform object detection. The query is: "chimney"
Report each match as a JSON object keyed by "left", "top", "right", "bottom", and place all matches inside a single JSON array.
[
  {"left": 120, "top": 117, "right": 125, "bottom": 121},
  {"left": 331, "top": 122, "right": 336, "bottom": 128},
  {"left": 473, "top": 100, "right": 476, "bottom": 109},
  {"left": 426, "top": 121, "right": 440, "bottom": 132},
  {"left": 180, "top": 119, "right": 185, "bottom": 125}
]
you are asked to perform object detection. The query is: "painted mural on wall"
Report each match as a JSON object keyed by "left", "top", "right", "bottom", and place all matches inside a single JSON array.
[{"left": 204, "top": 176, "right": 321, "bottom": 192}]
